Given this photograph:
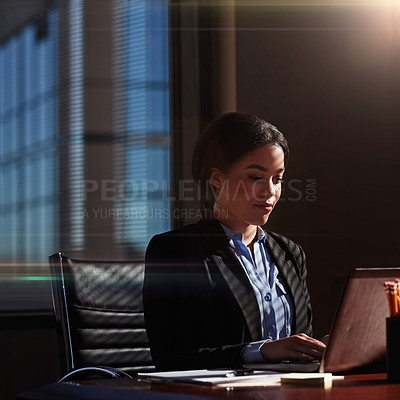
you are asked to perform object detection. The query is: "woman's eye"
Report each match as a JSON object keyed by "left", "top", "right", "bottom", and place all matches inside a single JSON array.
[
  {"left": 250, "top": 176, "right": 283, "bottom": 184},
  {"left": 249, "top": 176, "right": 263, "bottom": 181}
]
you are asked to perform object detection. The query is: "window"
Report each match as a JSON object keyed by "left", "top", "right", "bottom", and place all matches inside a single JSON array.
[
  {"left": 0, "top": 10, "right": 59, "bottom": 311},
  {"left": 113, "top": 0, "right": 170, "bottom": 255},
  {"left": 0, "top": 0, "right": 170, "bottom": 311}
]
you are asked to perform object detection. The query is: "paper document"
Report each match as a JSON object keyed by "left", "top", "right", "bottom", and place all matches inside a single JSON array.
[
  {"left": 138, "top": 369, "right": 342, "bottom": 388},
  {"left": 138, "top": 369, "right": 281, "bottom": 386},
  {"left": 244, "top": 361, "right": 321, "bottom": 372}
]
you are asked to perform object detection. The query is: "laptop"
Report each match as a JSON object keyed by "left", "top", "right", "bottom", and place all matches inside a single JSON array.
[{"left": 245, "top": 267, "right": 400, "bottom": 374}]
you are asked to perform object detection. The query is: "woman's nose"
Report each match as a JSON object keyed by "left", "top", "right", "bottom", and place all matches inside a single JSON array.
[
  {"left": 264, "top": 180, "right": 276, "bottom": 198},
  {"left": 253, "top": 179, "right": 276, "bottom": 200}
]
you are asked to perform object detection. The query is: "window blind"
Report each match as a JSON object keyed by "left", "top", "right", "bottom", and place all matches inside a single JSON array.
[
  {"left": 113, "top": 0, "right": 170, "bottom": 257},
  {"left": 0, "top": 9, "right": 59, "bottom": 311},
  {"left": 0, "top": 0, "right": 170, "bottom": 312}
]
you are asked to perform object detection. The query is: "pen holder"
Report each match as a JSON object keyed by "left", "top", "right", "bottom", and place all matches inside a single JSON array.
[{"left": 386, "top": 317, "right": 400, "bottom": 382}]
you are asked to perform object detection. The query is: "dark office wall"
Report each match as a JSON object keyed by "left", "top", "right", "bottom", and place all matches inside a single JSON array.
[{"left": 235, "top": 4, "right": 400, "bottom": 337}]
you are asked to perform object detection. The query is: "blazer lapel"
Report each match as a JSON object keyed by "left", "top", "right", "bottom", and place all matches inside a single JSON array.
[
  {"left": 263, "top": 232, "right": 308, "bottom": 334},
  {"left": 264, "top": 232, "right": 297, "bottom": 289},
  {"left": 197, "top": 220, "right": 262, "bottom": 341},
  {"left": 211, "top": 250, "right": 262, "bottom": 341}
]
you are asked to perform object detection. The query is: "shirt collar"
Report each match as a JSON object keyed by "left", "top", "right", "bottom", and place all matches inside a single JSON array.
[{"left": 220, "top": 223, "right": 266, "bottom": 244}]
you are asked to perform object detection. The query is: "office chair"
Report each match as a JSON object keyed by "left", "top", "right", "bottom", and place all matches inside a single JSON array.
[{"left": 49, "top": 252, "right": 155, "bottom": 381}]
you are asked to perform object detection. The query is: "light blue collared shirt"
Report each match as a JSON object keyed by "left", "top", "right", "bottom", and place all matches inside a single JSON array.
[{"left": 220, "top": 224, "right": 293, "bottom": 362}]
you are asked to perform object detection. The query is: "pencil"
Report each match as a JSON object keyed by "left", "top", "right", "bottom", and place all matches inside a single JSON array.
[{"left": 384, "top": 280, "right": 400, "bottom": 317}]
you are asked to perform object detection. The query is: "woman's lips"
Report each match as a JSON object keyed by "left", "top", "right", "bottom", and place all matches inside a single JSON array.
[{"left": 254, "top": 203, "right": 274, "bottom": 212}]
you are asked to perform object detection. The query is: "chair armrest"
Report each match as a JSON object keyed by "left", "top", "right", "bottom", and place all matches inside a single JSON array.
[{"left": 58, "top": 366, "right": 133, "bottom": 382}]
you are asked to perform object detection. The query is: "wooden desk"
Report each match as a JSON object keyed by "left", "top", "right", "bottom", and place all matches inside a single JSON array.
[{"left": 17, "top": 373, "right": 400, "bottom": 400}]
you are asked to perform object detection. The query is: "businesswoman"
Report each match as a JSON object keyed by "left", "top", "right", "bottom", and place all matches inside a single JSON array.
[{"left": 143, "top": 112, "right": 325, "bottom": 371}]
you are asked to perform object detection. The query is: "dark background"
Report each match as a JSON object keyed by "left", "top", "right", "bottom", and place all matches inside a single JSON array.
[{"left": 234, "top": 4, "right": 400, "bottom": 337}]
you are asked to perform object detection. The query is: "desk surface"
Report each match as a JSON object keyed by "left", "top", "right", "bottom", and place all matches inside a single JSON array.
[{"left": 17, "top": 373, "right": 400, "bottom": 400}]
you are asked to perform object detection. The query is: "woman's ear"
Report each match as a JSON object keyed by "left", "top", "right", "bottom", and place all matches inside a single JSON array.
[{"left": 209, "top": 167, "right": 224, "bottom": 189}]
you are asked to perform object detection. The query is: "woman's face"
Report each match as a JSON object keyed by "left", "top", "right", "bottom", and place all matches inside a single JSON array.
[{"left": 210, "top": 144, "right": 285, "bottom": 232}]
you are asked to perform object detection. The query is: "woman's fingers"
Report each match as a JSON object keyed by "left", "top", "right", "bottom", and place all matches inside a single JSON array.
[
  {"left": 290, "top": 334, "right": 326, "bottom": 356},
  {"left": 260, "top": 334, "right": 327, "bottom": 362}
]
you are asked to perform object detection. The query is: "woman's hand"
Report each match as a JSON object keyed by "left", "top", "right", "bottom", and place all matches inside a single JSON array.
[{"left": 260, "top": 333, "right": 326, "bottom": 362}]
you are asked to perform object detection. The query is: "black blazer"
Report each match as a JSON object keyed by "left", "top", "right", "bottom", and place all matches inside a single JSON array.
[{"left": 143, "top": 219, "right": 313, "bottom": 371}]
